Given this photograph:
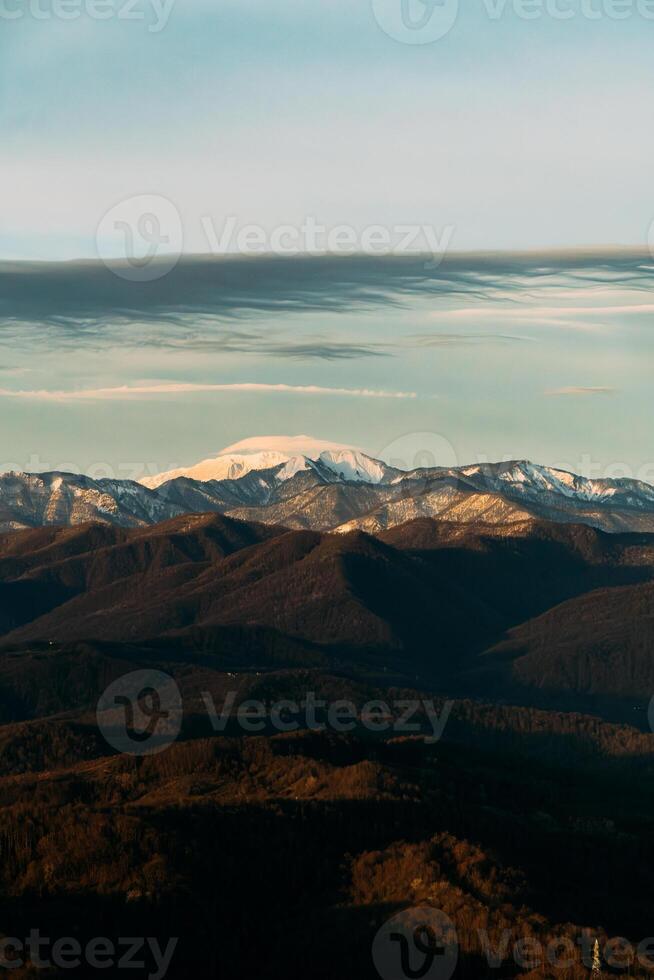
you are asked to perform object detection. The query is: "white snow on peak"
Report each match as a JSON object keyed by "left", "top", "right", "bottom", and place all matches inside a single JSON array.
[
  {"left": 491, "top": 461, "right": 628, "bottom": 502},
  {"left": 140, "top": 436, "right": 377, "bottom": 488},
  {"left": 276, "top": 455, "right": 312, "bottom": 481},
  {"left": 317, "top": 450, "right": 388, "bottom": 484},
  {"left": 141, "top": 443, "right": 654, "bottom": 500},
  {"left": 141, "top": 451, "right": 293, "bottom": 488}
]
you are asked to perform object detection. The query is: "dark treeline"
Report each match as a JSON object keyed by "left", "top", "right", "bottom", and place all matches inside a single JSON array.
[{"left": 0, "top": 722, "right": 653, "bottom": 978}]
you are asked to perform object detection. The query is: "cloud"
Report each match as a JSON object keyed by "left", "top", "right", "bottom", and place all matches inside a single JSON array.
[
  {"left": 0, "top": 382, "right": 416, "bottom": 402},
  {"left": 256, "top": 341, "right": 389, "bottom": 360},
  {"left": 429, "top": 301, "right": 654, "bottom": 333},
  {"left": 1, "top": 249, "right": 653, "bottom": 354},
  {"left": 545, "top": 386, "right": 618, "bottom": 397},
  {"left": 431, "top": 303, "right": 654, "bottom": 319},
  {"left": 129, "top": 329, "right": 391, "bottom": 360},
  {"left": 219, "top": 435, "right": 358, "bottom": 455},
  {"left": 409, "top": 333, "right": 531, "bottom": 347}
]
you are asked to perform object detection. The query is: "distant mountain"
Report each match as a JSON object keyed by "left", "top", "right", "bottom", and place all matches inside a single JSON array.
[
  {"left": 337, "top": 461, "right": 654, "bottom": 535},
  {"left": 457, "top": 460, "right": 654, "bottom": 516},
  {"left": 0, "top": 471, "right": 175, "bottom": 530},
  {"left": 142, "top": 443, "right": 396, "bottom": 489},
  {"left": 142, "top": 450, "right": 295, "bottom": 487},
  {"left": 3, "top": 448, "right": 654, "bottom": 535}
]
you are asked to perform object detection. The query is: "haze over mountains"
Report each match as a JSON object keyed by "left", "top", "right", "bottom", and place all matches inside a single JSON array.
[{"left": 2, "top": 435, "right": 654, "bottom": 536}]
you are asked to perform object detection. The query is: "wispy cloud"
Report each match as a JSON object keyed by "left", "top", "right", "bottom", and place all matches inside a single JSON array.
[
  {"left": 431, "top": 303, "right": 654, "bottom": 319},
  {"left": 427, "top": 302, "right": 654, "bottom": 333},
  {"left": 545, "top": 386, "right": 618, "bottom": 397},
  {"left": 0, "top": 382, "right": 416, "bottom": 402},
  {"left": 135, "top": 329, "right": 391, "bottom": 360},
  {"left": 409, "top": 332, "right": 532, "bottom": 347}
]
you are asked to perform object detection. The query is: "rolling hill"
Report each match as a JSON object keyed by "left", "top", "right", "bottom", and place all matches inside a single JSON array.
[{"left": 1, "top": 512, "right": 654, "bottom": 707}]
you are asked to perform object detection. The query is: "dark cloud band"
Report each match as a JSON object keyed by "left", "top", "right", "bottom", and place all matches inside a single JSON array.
[{"left": 1, "top": 249, "right": 652, "bottom": 355}]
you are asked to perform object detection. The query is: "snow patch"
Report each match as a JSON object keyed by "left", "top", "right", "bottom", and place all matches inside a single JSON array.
[
  {"left": 318, "top": 450, "right": 387, "bottom": 484},
  {"left": 140, "top": 437, "right": 391, "bottom": 488}
]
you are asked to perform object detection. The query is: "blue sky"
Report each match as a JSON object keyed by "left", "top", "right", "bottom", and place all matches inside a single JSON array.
[
  {"left": 1, "top": 2, "right": 654, "bottom": 477},
  {"left": 3, "top": 0, "right": 654, "bottom": 258}
]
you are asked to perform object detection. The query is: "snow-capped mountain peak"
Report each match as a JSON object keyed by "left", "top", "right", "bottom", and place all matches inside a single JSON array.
[
  {"left": 3, "top": 450, "right": 654, "bottom": 536},
  {"left": 140, "top": 437, "right": 394, "bottom": 489},
  {"left": 141, "top": 451, "right": 294, "bottom": 489},
  {"left": 481, "top": 460, "right": 654, "bottom": 504},
  {"left": 428, "top": 459, "right": 654, "bottom": 516},
  {"left": 276, "top": 455, "right": 312, "bottom": 481},
  {"left": 317, "top": 450, "right": 389, "bottom": 484}
]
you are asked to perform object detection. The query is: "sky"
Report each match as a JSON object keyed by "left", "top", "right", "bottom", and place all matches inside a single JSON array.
[{"left": 1, "top": 0, "right": 654, "bottom": 478}]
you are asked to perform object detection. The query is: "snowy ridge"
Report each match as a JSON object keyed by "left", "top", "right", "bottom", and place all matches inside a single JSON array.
[
  {"left": 0, "top": 471, "right": 176, "bottom": 530},
  {"left": 141, "top": 451, "right": 295, "bottom": 488},
  {"left": 315, "top": 450, "right": 389, "bottom": 484},
  {"left": 141, "top": 442, "right": 396, "bottom": 489},
  {"left": 454, "top": 460, "right": 654, "bottom": 509},
  {"left": 3, "top": 449, "right": 654, "bottom": 535}
]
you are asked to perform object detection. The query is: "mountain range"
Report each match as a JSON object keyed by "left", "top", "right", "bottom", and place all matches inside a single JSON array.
[
  {"left": 1, "top": 509, "right": 653, "bottom": 711},
  {"left": 2, "top": 439, "right": 654, "bottom": 978},
  {"left": 2, "top": 437, "right": 654, "bottom": 536}
]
